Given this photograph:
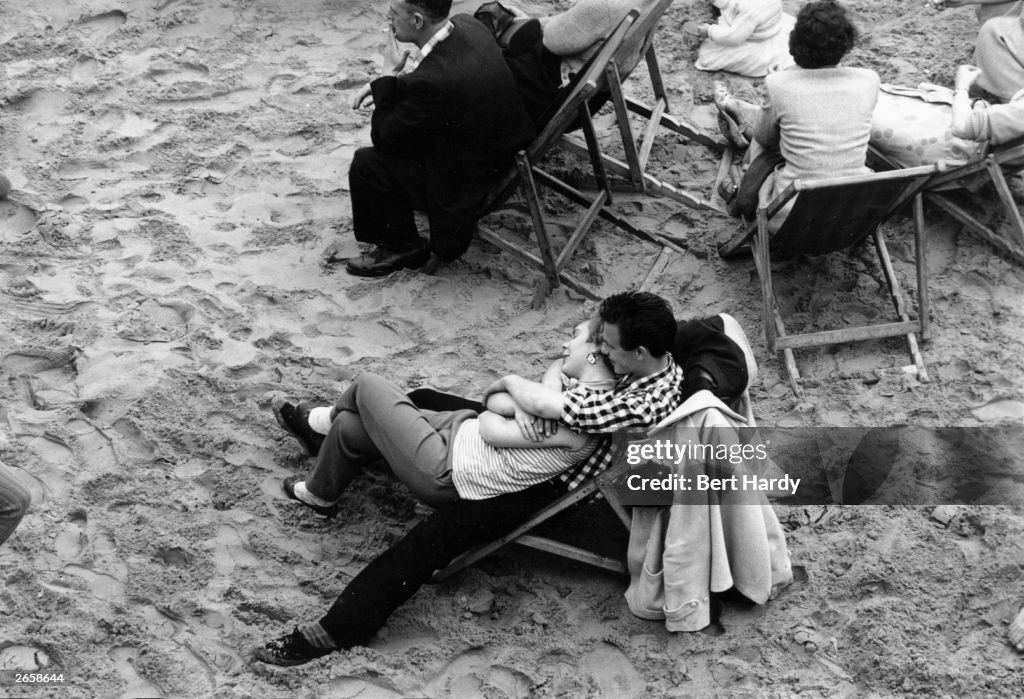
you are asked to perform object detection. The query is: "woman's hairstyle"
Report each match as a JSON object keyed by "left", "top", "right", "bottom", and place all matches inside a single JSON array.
[
  {"left": 598, "top": 291, "right": 676, "bottom": 358},
  {"left": 789, "top": 0, "right": 858, "bottom": 69}
]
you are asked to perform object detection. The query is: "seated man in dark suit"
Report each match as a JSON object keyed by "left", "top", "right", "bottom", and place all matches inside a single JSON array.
[{"left": 344, "top": 0, "right": 535, "bottom": 277}]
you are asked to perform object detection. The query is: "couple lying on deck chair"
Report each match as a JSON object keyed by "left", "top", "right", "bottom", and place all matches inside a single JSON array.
[{"left": 253, "top": 291, "right": 793, "bottom": 666}]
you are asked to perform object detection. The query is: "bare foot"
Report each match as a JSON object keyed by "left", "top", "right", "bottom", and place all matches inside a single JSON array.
[
  {"left": 1010, "top": 606, "right": 1024, "bottom": 652},
  {"left": 712, "top": 81, "right": 734, "bottom": 114}
]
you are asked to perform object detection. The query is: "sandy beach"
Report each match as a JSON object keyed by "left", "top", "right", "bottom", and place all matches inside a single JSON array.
[{"left": 1, "top": 0, "right": 1023, "bottom": 696}]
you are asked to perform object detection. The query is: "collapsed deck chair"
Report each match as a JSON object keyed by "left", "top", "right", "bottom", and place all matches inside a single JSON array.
[
  {"left": 557, "top": 0, "right": 728, "bottom": 213},
  {"left": 717, "top": 163, "right": 943, "bottom": 395},
  {"left": 433, "top": 313, "right": 783, "bottom": 590},
  {"left": 873, "top": 139, "right": 1024, "bottom": 265},
  {"left": 476, "top": 10, "right": 660, "bottom": 307}
]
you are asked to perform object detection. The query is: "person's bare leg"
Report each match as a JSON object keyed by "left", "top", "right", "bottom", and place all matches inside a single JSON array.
[{"left": 1009, "top": 606, "right": 1024, "bottom": 651}]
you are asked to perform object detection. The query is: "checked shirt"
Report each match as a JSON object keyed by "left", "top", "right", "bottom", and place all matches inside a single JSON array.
[{"left": 557, "top": 357, "right": 685, "bottom": 490}]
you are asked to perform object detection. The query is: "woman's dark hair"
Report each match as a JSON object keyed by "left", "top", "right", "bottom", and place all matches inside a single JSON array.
[{"left": 789, "top": 0, "right": 858, "bottom": 69}]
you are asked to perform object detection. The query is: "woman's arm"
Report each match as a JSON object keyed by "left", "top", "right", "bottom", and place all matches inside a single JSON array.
[
  {"left": 477, "top": 411, "right": 590, "bottom": 449},
  {"left": 706, "top": 12, "right": 759, "bottom": 47},
  {"left": 484, "top": 391, "right": 518, "bottom": 416},
  {"left": 951, "top": 64, "right": 991, "bottom": 141}
]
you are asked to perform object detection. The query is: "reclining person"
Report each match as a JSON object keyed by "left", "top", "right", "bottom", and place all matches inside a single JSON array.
[
  {"left": 254, "top": 290, "right": 688, "bottom": 665},
  {"left": 275, "top": 315, "right": 618, "bottom": 516},
  {"left": 475, "top": 0, "right": 661, "bottom": 129}
]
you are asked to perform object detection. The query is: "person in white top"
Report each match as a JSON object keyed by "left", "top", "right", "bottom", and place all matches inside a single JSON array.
[{"left": 684, "top": 0, "right": 796, "bottom": 78}]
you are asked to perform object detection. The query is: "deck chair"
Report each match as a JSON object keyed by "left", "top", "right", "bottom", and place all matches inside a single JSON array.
[
  {"left": 873, "top": 139, "right": 1024, "bottom": 265},
  {"left": 717, "top": 163, "right": 943, "bottom": 395},
  {"left": 476, "top": 11, "right": 650, "bottom": 307},
  {"left": 433, "top": 313, "right": 759, "bottom": 581},
  {"left": 558, "top": 0, "right": 728, "bottom": 213}
]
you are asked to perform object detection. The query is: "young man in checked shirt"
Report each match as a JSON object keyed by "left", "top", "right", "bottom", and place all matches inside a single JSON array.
[{"left": 255, "top": 291, "right": 686, "bottom": 666}]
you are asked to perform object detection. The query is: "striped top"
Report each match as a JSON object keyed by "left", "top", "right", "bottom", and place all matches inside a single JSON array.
[{"left": 450, "top": 419, "right": 600, "bottom": 500}]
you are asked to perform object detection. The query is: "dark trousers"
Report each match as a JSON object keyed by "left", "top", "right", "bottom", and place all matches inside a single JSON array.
[
  {"left": 316, "top": 388, "right": 566, "bottom": 647},
  {"left": 318, "top": 478, "right": 564, "bottom": 647},
  {"left": 348, "top": 147, "right": 478, "bottom": 261},
  {"left": 349, "top": 146, "right": 428, "bottom": 252}
]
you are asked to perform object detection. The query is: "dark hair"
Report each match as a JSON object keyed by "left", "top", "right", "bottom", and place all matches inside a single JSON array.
[
  {"left": 599, "top": 291, "right": 676, "bottom": 357},
  {"left": 789, "top": 1, "right": 858, "bottom": 69},
  {"left": 407, "top": 0, "right": 451, "bottom": 22}
]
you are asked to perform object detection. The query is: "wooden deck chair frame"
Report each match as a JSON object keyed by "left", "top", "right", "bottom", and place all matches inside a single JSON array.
[
  {"left": 434, "top": 313, "right": 758, "bottom": 582},
  {"left": 433, "top": 439, "right": 635, "bottom": 580},
  {"left": 872, "top": 140, "right": 1024, "bottom": 266},
  {"left": 558, "top": 0, "right": 728, "bottom": 214},
  {"left": 717, "top": 163, "right": 942, "bottom": 396},
  {"left": 476, "top": 11, "right": 644, "bottom": 307}
]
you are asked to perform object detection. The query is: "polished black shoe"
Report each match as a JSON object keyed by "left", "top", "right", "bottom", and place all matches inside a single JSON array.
[
  {"left": 282, "top": 475, "right": 339, "bottom": 518},
  {"left": 272, "top": 398, "right": 324, "bottom": 457},
  {"left": 345, "top": 244, "right": 430, "bottom": 277},
  {"left": 254, "top": 628, "right": 333, "bottom": 666}
]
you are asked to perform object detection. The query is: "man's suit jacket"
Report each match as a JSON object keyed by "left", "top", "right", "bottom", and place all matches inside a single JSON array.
[{"left": 369, "top": 15, "right": 535, "bottom": 261}]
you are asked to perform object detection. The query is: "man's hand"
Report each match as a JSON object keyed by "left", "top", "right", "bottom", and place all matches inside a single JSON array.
[
  {"left": 383, "top": 28, "right": 412, "bottom": 76},
  {"left": 514, "top": 406, "right": 556, "bottom": 442},
  {"left": 955, "top": 64, "right": 983, "bottom": 92},
  {"left": 351, "top": 83, "right": 373, "bottom": 110}
]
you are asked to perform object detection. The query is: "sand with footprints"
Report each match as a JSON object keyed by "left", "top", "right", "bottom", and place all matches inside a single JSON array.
[{"left": 1, "top": 0, "right": 1023, "bottom": 696}]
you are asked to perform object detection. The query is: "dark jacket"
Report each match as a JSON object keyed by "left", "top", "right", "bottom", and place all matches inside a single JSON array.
[{"left": 369, "top": 15, "right": 535, "bottom": 261}]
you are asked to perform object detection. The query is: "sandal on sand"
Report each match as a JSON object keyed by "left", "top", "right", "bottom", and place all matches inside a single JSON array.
[
  {"left": 713, "top": 82, "right": 749, "bottom": 149},
  {"left": 717, "top": 111, "right": 749, "bottom": 149}
]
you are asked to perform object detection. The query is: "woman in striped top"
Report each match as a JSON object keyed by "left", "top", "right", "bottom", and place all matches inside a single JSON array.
[{"left": 282, "top": 318, "right": 616, "bottom": 514}]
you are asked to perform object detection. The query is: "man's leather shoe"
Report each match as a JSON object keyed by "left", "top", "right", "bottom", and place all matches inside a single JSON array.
[
  {"left": 272, "top": 398, "right": 324, "bottom": 457},
  {"left": 254, "top": 628, "right": 333, "bottom": 666},
  {"left": 345, "top": 244, "right": 429, "bottom": 277}
]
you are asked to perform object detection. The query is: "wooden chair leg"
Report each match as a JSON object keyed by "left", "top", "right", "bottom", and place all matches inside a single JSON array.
[
  {"left": 913, "top": 193, "right": 929, "bottom": 341},
  {"left": 754, "top": 208, "right": 776, "bottom": 353},
  {"left": 606, "top": 62, "right": 645, "bottom": 193},
  {"left": 578, "top": 103, "right": 613, "bottom": 203},
  {"left": 874, "top": 229, "right": 929, "bottom": 382},
  {"left": 987, "top": 156, "right": 1024, "bottom": 249},
  {"left": 517, "top": 152, "right": 560, "bottom": 301}
]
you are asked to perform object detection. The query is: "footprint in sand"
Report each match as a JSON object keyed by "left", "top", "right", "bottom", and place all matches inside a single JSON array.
[
  {"left": 73, "top": 10, "right": 127, "bottom": 43},
  {"left": 0, "top": 644, "right": 58, "bottom": 672},
  {"left": 111, "top": 646, "right": 165, "bottom": 699},
  {"left": 111, "top": 417, "right": 157, "bottom": 460},
  {"left": 115, "top": 300, "right": 190, "bottom": 343},
  {"left": 71, "top": 56, "right": 100, "bottom": 84},
  {"left": 421, "top": 647, "right": 491, "bottom": 697},
  {"left": 579, "top": 642, "right": 644, "bottom": 698},
  {"left": 68, "top": 418, "right": 118, "bottom": 473},
  {"left": 54, "top": 509, "right": 88, "bottom": 562},
  {"left": 325, "top": 676, "right": 405, "bottom": 698},
  {"left": 0, "top": 199, "right": 39, "bottom": 239}
]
